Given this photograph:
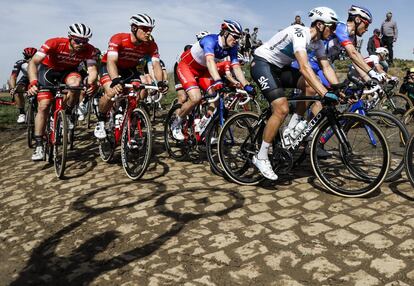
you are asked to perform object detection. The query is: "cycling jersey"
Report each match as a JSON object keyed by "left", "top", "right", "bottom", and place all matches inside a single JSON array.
[
  {"left": 37, "top": 37, "right": 97, "bottom": 71},
  {"left": 101, "top": 33, "right": 160, "bottom": 69},
  {"left": 180, "top": 34, "right": 239, "bottom": 70},
  {"left": 364, "top": 55, "right": 380, "bottom": 68},
  {"left": 254, "top": 25, "right": 325, "bottom": 68},
  {"left": 11, "top": 59, "right": 28, "bottom": 78},
  {"left": 217, "top": 60, "right": 231, "bottom": 76},
  {"left": 321, "top": 22, "right": 355, "bottom": 63}
]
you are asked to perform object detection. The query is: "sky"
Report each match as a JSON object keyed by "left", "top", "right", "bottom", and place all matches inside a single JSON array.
[{"left": 1, "top": 0, "right": 413, "bottom": 85}]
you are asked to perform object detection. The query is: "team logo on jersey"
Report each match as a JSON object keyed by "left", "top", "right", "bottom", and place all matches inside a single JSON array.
[
  {"left": 294, "top": 28, "right": 304, "bottom": 38},
  {"left": 258, "top": 76, "right": 270, "bottom": 90}
]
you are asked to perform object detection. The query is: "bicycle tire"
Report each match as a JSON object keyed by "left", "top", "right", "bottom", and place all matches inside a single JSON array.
[
  {"left": 164, "top": 103, "right": 191, "bottom": 161},
  {"left": 311, "top": 113, "right": 390, "bottom": 197},
  {"left": 26, "top": 101, "right": 35, "bottom": 148},
  {"left": 54, "top": 110, "right": 68, "bottom": 178},
  {"left": 404, "top": 134, "right": 414, "bottom": 187},
  {"left": 121, "top": 108, "right": 153, "bottom": 180},
  {"left": 377, "top": 94, "right": 413, "bottom": 125},
  {"left": 98, "top": 115, "right": 116, "bottom": 163},
  {"left": 366, "top": 110, "right": 409, "bottom": 181},
  {"left": 68, "top": 109, "right": 77, "bottom": 151},
  {"left": 86, "top": 99, "right": 93, "bottom": 129},
  {"left": 402, "top": 107, "right": 414, "bottom": 126},
  {"left": 205, "top": 116, "right": 224, "bottom": 176},
  {"left": 218, "top": 111, "right": 264, "bottom": 185}
]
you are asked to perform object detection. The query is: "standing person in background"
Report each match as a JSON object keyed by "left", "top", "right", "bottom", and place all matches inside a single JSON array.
[
  {"left": 291, "top": 15, "right": 305, "bottom": 26},
  {"left": 251, "top": 27, "right": 260, "bottom": 50},
  {"left": 381, "top": 11, "right": 398, "bottom": 66},
  {"left": 243, "top": 28, "right": 252, "bottom": 62},
  {"left": 367, "top": 28, "right": 382, "bottom": 55}
]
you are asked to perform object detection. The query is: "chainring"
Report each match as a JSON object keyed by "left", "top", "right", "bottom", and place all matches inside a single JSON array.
[{"left": 271, "top": 147, "right": 294, "bottom": 175}]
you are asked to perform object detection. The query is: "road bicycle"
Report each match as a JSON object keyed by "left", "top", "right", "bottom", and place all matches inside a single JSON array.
[
  {"left": 40, "top": 84, "right": 85, "bottom": 178},
  {"left": 98, "top": 80, "right": 157, "bottom": 180},
  {"left": 217, "top": 82, "right": 390, "bottom": 197}
]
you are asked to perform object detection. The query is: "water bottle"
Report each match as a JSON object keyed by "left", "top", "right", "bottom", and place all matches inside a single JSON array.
[
  {"left": 115, "top": 114, "right": 123, "bottom": 129},
  {"left": 194, "top": 118, "right": 201, "bottom": 133},
  {"left": 198, "top": 115, "right": 211, "bottom": 134},
  {"left": 283, "top": 128, "right": 292, "bottom": 146},
  {"left": 291, "top": 120, "right": 308, "bottom": 139}
]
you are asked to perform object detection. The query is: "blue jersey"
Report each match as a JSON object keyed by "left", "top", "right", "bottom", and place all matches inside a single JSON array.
[{"left": 189, "top": 34, "right": 239, "bottom": 68}]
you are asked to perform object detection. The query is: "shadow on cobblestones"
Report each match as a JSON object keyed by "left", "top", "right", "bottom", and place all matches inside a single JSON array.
[
  {"left": 10, "top": 183, "right": 245, "bottom": 285},
  {"left": 389, "top": 179, "right": 414, "bottom": 201}
]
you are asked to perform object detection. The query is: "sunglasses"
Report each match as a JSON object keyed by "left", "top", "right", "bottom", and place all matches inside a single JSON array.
[
  {"left": 325, "top": 23, "right": 337, "bottom": 31},
  {"left": 138, "top": 26, "right": 153, "bottom": 33},
  {"left": 72, "top": 37, "right": 89, "bottom": 44},
  {"left": 360, "top": 18, "right": 370, "bottom": 28},
  {"left": 230, "top": 33, "right": 241, "bottom": 40}
]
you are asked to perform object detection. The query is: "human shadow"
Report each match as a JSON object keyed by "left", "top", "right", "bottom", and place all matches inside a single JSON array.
[{"left": 11, "top": 184, "right": 244, "bottom": 285}]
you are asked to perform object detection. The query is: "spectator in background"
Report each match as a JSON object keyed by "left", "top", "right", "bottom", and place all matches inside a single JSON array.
[
  {"left": 381, "top": 11, "right": 398, "bottom": 65},
  {"left": 242, "top": 28, "right": 252, "bottom": 62},
  {"left": 367, "top": 28, "right": 382, "bottom": 55},
  {"left": 400, "top": 68, "right": 414, "bottom": 105},
  {"left": 291, "top": 15, "right": 305, "bottom": 26},
  {"left": 251, "top": 27, "right": 260, "bottom": 49}
]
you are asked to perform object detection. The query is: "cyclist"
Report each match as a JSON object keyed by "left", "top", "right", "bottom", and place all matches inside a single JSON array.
[
  {"left": 172, "top": 20, "right": 256, "bottom": 140},
  {"left": 27, "top": 23, "right": 98, "bottom": 161},
  {"left": 250, "top": 7, "right": 339, "bottom": 180},
  {"left": 8, "top": 47, "right": 37, "bottom": 123},
  {"left": 174, "top": 45, "right": 193, "bottom": 105},
  {"left": 94, "top": 13, "right": 168, "bottom": 139},
  {"left": 349, "top": 47, "right": 390, "bottom": 82}
]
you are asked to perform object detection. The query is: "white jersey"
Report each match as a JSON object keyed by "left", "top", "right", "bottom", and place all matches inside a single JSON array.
[{"left": 254, "top": 25, "right": 325, "bottom": 68}]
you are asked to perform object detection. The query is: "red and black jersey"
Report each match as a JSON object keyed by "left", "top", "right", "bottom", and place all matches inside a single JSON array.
[
  {"left": 101, "top": 33, "right": 160, "bottom": 69},
  {"left": 38, "top": 37, "right": 97, "bottom": 70}
]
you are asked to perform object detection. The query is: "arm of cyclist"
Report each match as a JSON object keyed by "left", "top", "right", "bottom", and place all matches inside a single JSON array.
[
  {"left": 151, "top": 59, "right": 168, "bottom": 92},
  {"left": 206, "top": 55, "right": 222, "bottom": 83},
  {"left": 344, "top": 44, "right": 383, "bottom": 82},
  {"left": 106, "top": 53, "right": 123, "bottom": 94},
  {"left": 86, "top": 62, "right": 98, "bottom": 95},
  {"left": 224, "top": 70, "right": 242, "bottom": 88},
  {"left": 232, "top": 65, "right": 256, "bottom": 95},
  {"left": 318, "top": 57, "right": 339, "bottom": 85},
  {"left": 295, "top": 50, "right": 331, "bottom": 99},
  {"left": 27, "top": 53, "right": 45, "bottom": 96},
  {"left": 8, "top": 75, "right": 17, "bottom": 96}
]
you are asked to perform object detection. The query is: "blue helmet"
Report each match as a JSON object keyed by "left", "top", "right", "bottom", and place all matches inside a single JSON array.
[
  {"left": 348, "top": 5, "right": 373, "bottom": 23},
  {"left": 221, "top": 20, "right": 243, "bottom": 35}
]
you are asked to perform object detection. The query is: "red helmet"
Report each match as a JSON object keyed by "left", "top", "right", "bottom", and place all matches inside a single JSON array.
[{"left": 23, "top": 47, "right": 37, "bottom": 58}]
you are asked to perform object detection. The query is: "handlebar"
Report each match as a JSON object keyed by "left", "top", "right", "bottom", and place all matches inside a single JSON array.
[
  {"left": 111, "top": 84, "right": 159, "bottom": 102},
  {"left": 235, "top": 89, "right": 252, "bottom": 106},
  {"left": 39, "top": 84, "right": 85, "bottom": 91}
]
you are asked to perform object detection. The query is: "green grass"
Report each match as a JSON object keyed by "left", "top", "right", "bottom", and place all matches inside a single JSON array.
[{"left": 0, "top": 92, "right": 18, "bottom": 128}]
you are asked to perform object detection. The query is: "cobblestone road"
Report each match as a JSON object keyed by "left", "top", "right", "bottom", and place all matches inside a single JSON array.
[{"left": 1, "top": 118, "right": 413, "bottom": 286}]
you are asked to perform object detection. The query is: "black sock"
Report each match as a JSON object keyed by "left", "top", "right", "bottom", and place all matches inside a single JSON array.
[
  {"left": 97, "top": 112, "right": 107, "bottom": 122},
  {"left": 34, "top": 136, "right": 43, "bottom": 147},
  {"left": 19, "top": 108, "right": 25, "bottom": 114}
]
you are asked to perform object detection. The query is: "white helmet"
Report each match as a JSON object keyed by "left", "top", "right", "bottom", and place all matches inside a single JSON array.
[
  {"left": 129, "top": 13, "right": 155, "bottom": 28},
  {"left": 376, "top": 47, "right": 389, "bottom": 58},
  {"left": 196, "top": 31, "right": 210, "bottom": 40},
  {"left": 348, "top": 5, "right": 373, "bottom": 23},
  {"left": 68, "top": 23, "right": 92, "bottom": 39},
  {"left": 308, "top": 7, "right": 338, "bottom": 24}
]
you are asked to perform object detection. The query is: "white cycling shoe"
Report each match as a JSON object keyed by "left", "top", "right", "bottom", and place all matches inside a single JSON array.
[
  {"left": 17, "top": 114, "right": 26, "bottom": 124},
  {"left": 171, "top": 122, "right": 184, "bottom": 141},
  {"left": 31, "top": 146, "right": 44, "bottom": 161},
  {"left": 94, "top": 121, "right": 107, "bottom": 139},
  {"left": 77, "top": 103, "right": 87, "bottom": 121},
  {"left": 252, "top": 155, "right": 278, "bottom": 181}
]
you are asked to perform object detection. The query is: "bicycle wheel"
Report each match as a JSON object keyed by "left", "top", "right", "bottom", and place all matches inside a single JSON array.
[
  {"left": 366, "top": 110, "right": 409, "bottom": 181},
  {"left": 206, "top": 116, "right": 224, "bottom": 176},
  {"left": 218, "top": 111, "right": 264, "bottom": 185},
  {"left": 26, "top": 100, "right": 36, "bottom": 148},
  {"left": 377, "top": 94, "right": 413, "bottom": 124},
  {"left": 235, "top": 99, "right": 261, "bottom": 114},
  {"left": 164, "top": 104, "right": 192, "bottom": 161},
  {"left": 86, "top": 99, "right": 93, "bottom": 129},
  {"left": 404, "top": 135, "right": 414, "bottom": 187},
  {"left": 121, "top": 108, "right": 153, "bottom": 180},
  {"left": 98, "top": 118, "right": 116, "bottom": 163},
  {"left": 54, "top": 110, "right": 68, "bottom": 178},
  {"left": 311, "top": 113, "right": 390, "bottom": 197},
  {"left": 68, "top": 109, "right": 77, "bottom": 151},
  {"left": 402, "top": 107, "right": 414, "bottom": 127}
]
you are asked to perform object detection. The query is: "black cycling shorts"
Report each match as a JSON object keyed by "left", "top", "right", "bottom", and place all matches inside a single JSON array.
[
  {"left": 250, "top": 55, "right": 302, "bottom": 103},
  {"left": 100, "top": 64, "right": 142, "bottom": 85},
  {"left": 38, "top": 64, "right": 79, "bottom": 87}
]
